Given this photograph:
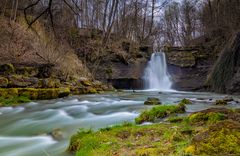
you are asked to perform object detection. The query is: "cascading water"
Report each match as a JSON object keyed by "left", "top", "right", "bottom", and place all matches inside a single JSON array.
[{"left": 143, "top": 52, "right": 173, "bottom": 91}]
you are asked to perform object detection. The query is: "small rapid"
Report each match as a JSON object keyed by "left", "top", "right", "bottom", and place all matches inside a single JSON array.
[{"left": 143, "top": 52, "right": 173, "bottom": 91}]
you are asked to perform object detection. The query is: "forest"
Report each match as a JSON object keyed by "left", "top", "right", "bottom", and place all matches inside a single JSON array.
[{"left": 0, "top": 0, "right": 240, "bottom": 156}]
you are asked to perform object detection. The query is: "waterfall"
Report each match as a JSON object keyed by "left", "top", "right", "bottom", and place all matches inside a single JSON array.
[{"left": 143, "top": 52, "right": 173, "bottom": 91}]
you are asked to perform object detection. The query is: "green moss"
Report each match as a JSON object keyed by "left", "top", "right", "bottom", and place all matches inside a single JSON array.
[
  {"left": 69, "top": 108, "right": 240, "bottom": 156},
  {"left": 189, "top": 112, "right": 226, "bottom": 125},
  {"left": 135, "top": 103, "right": 185, "bottom": 124},
  {"left": 68, "top": 122, "right": 191, "bottom": 156},
  {"left": 0, "top": 96, "right": 31, "bottom": 107}
]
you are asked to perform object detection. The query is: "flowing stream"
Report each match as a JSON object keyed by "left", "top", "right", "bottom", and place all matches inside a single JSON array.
[
  {"left": 143, "top": 52, "right": 173, "bottom": 91},
  {"left": 0, "top": 91, "right": 240, "bottom": 156}
]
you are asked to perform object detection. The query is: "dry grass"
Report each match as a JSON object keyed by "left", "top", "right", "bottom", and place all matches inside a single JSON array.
[{"left": 0, "top": 16, "right": 89, "bottom": 79}]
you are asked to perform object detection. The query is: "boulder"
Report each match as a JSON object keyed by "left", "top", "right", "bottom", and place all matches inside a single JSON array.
[
  {"left": 0, "top": 76, "right": 8, "bottom": 87},
  {"left": 144, "top": 97, "right": 161, "bottom": 105}
]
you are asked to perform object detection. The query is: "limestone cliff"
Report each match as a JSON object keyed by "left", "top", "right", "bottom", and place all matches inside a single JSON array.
[{"left": 164, "top": 46, "right": 215, "bottom": 91}]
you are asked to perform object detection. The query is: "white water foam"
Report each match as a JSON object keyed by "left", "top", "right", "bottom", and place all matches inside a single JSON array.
[{"left": 143, "top": 52, "right": 173, "bottom": 91}]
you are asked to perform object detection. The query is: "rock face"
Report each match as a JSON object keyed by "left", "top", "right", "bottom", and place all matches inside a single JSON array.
[
  {"left": 76, "top": 40, "right": 152, "bottom": 89},
  {"left": 107, "top": 61, "right": 146, "bottom": 89},
  {"left": 0, "top": 64, "right": 111, "bottom": 102},
  {"left": 164, "top": 46, "right": 215, "bottom": 91}
]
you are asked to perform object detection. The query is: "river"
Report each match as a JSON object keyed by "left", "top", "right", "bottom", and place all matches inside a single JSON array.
[{"left": 0, "top": 91, "right": 239, "bottom": 156}]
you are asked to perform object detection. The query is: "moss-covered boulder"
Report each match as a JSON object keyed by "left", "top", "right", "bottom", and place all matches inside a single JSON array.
[
  {"left": 144, "top": 97, "right": 162, "bottom": 105},
  {"left": 189, "top": 112, "right": 226, "bottom": 125},
  {"left": 135, "top": 103, "right": 186, "bottom": 124},
  {"left": 0, "top": 64, "right": 15, "bottom": 75},
  {"left": 180, "top": 98, "right": 192, "bottom": 104},
  {"left": 0, "top": 76, "right": 8, "bottom": 87}
]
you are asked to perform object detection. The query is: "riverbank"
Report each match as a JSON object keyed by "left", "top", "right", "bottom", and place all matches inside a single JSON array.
[{"left": 68, "top": 106, "right": 240, "bottom": 156}]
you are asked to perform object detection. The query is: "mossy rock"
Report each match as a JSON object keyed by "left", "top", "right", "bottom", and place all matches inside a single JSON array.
[
  {"left": 81, "top": 80, "right": 92, "bottom": 86},
  {"left": 0, "top": 64, "right": 15, "bottom": 75},
  {"left": 215, "top": 99, "right": 228, "bottom": 105},
  {"left": 18, "top": 88, "right": 39, "bottom": 100},
  {"left": 0, "top": 88, "right": 70, "bottom": 100},
  {"left": 144, "top": 97, "right": 162, "bottom": 105},
  {"left": 8, "top": 75, "right": 39, "bottom": 88},
  {"left": 68, "top": 122, "right": 191, "bottom": 156},
  {"left": 15, "top": 66, "right": 38, "bottom": 76},
  {"left": 86, "top": 87, "right": 98, "bottom": 94},
  {"left": 135, "top": 103, "right": 186, "bottom": 124},
  {"left": 36, "top": 88, "right": 70, "bottom": 100},
  {"left": 58, "top": 88, "right": 71, "bottom": 98},
  {"left": 40, "top": 78, "right": 61, "bottom": 88},
  {"left": 189, "top": 112, "right": 226, "bottom": 125},
  {"left": 0, "top": 77, "right": 8, "bottom": 87}
]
